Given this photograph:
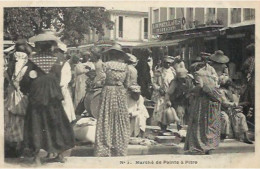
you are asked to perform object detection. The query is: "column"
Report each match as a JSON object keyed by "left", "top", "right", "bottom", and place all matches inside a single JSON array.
[
  {"left": 140, "top": 18, "right": 144, "bottom": 41},
  {"left": 193, "top": 7, "right": 196, "bottom": 21},
  {"left": 114, "top": 17, "right": 118, "bottom": 40},
  {"left": 227, "top": 8, "right": 231, "bottom": 26},
  {"left": 215, "top": 8, "right": 218, "bottom": 22},
  {"left": 175, "top": 7, "right": 177, "bottom": 19},
  {"left": 204, "top": 8, "right": 207, "bottom": 24},
  {"left": 167, "top": 7, "right": 170, "bottom": 20},
  {"left": 241, "top": 8, "right": 244, "bottom": 22}
]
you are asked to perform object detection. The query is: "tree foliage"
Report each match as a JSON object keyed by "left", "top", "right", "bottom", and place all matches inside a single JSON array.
[{"left": 4, "top": 7, "right": 114, "bottom": 45}]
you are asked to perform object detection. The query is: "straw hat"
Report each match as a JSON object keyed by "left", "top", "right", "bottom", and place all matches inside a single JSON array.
[
  {"left": 176, "top": 68, "right": 188, "bottom": 78},
  {"left": 103, "top": 43, "right": 126, "bottom": 55},
  {"left": 127, "top": 53, "right": 137, "bottom": 63},
  {"left": 209, "top": 50, "right": 229, "bottom": 64},
  {"left": 29, "top": 29, "right": 67, "bottom": 52},
  {"left": 163, "top": 56, "right": 175, "bottom": 63}
]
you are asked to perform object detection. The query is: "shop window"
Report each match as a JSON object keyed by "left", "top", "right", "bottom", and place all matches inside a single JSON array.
[
  {"left": 153, "top": 9, "right": 159, "bottom": 23},
  {"left": 231, "top": 8, "right": 241, "bottom": 24},
  {"left": 244, "top": 8, "right": 255, "bottom": 21},
  {"left": 119, "top": 16, "right": 123, "bottom": 38},
  {"left": 144, "top": 18, "right": 148, "bottom": 39}
]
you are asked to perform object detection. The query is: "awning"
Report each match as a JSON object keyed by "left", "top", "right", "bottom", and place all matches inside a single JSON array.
[
  {"left": 117, "top": 41, "right": 143, "bottom": 47},
  {"left": 134, "top": 39, "right": 187, "bottom": 48},
  {"left": 219, "top": 20, "right": 255, "bottom": 31},
  {"left": 95, "top": 40, "right": 143, "bottom": 47}
]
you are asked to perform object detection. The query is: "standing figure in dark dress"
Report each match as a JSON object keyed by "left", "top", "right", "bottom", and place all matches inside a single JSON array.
[{"left": 20, "top": 31, "right": 75, "bottom": 165}]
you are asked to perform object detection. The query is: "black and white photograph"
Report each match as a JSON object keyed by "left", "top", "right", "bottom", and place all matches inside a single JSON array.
[{"left": 1, "top": 1, "right": 259, "bottom": 168}]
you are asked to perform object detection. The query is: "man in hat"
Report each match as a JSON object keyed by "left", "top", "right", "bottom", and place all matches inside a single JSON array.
[
  {"left": 152, "top": 56, "right": 175, "bottom": 131},
  {"left": 127, "top": 84, "right": 149, "bottom": 137},
  {"left": 88, "top": 46, "right": 106, "bottom": 88},
  {"left": 209, "top": 50, "right": 230, "bottom": 77},
  {"left": 165, "top": 67, "right": 195, "bottom": 127}
]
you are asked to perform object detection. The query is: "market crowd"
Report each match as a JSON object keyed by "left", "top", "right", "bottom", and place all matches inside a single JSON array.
[{"left": 4, "top": 30, "right": 255, "bottom": 165}]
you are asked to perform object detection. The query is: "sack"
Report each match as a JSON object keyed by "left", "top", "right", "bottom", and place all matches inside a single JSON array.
[
  {"left": 163, "top": 107, "right": 180, "bottom": 125},
  {"left": 73, "top": 117, "right": 96, "bottom": 143},
  {"left": 7, "top": 89, "right": 28, "bottom": 116}
]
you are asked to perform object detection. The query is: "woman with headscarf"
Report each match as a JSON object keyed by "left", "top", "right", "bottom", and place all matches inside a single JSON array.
[
  {"left": 218, "top": 75, "right": 253, "bottom": 144},
  {"left": 127, "top": 84, "right": 149, "bottom": 137},
  {"left": 73, "top": 51, "right": 95, "bottom": 108},
  {"left": 126, "top": 53, "right": 138, "bottom": 86},
  {"left": 4, "top": 40, "right": 31, "bottom": 157},
  {"left": 152, "top": 56, "right": 175, "bottom": 131},
  {"left": 165, "top": 67, "right": 194, "bottom": 127},
  {"left": 20, "top": 30, "right": 75, "bottom": 165},
  {"left": 94, "top": 43, "right": 130, "bottom": 157},
  {"left": 184, "top": 62, "right": 222, "bottom": 155}
]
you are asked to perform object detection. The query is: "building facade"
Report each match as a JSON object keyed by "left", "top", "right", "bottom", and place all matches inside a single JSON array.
[
  {"left": 83, "top": 9, "right": 149, "bottom": 48},
  {"left": 143, "top": 7, "right": 255, "bottom": 80}
]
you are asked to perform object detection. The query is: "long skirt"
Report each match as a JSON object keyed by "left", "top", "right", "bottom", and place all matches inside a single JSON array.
[
  {"left": 94, "top": 86, "right": 130, "bottom": 157},
  {"left": 184, "top": 95, "right": 221, "bottom": 153},
  {"left": 24, "top": 75, "right": 75, "bottom": 153},
  {"left": 74, "top": 74, "right": 88, "bottom": 108},
  {"left": 61, "top": 86, "right": 76, "bottom": 122}
]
